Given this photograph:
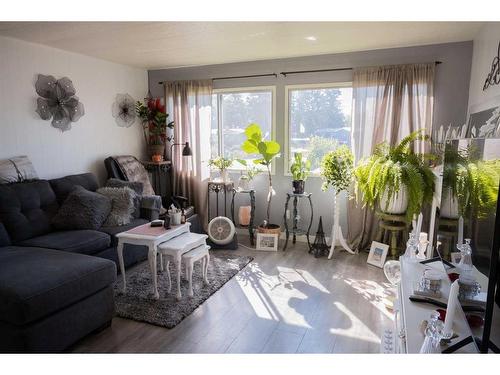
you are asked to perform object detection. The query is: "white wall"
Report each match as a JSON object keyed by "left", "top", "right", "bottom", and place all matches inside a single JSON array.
[
  {"left": 0, "top": 36, "right": 148, "bottom": 183},
  {"left": 468, "top": 23, "right": 500, "bottom": 111}
]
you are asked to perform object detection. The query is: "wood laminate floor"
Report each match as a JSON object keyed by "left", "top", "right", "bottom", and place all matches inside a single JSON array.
[{"left": 72, "top": 240, "right": 394, "bottom": 353}]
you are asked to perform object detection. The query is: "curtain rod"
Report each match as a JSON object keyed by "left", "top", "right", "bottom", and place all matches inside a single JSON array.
[
  {"left": 158, "top": 72, "right": 277, "bottom": 85},
  {"left": 158, "top": 61, "right": 442, "bottom": 84},
  {"left": 280, "top": 61, "right": 442, "bottom": 77}
]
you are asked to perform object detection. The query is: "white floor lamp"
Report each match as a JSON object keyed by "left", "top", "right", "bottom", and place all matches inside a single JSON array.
[{"left": 328, "top": 190, "right": 355, "bottom": 259}]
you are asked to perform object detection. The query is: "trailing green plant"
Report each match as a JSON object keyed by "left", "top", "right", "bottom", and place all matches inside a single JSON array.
[
  {"left": 320, "top": 145, "right": 354, "bottom": 193},
  {"left": 236, "top": 159, "right": 260, "bottom": 181},
  {"left": 208, "top": 156, "right": 233, "bottom": 171},
  {"left": 290, "top": 152, "right": 311, "bottom": 181},
  {"left": 354, "top": 129, "right": 436, "bottom": 221},
  {"left": 443, "top": 145, "right": 500, "bottom": 218},
  {"left": 241, "top": 123, "right": 281, "bottom": 226}
]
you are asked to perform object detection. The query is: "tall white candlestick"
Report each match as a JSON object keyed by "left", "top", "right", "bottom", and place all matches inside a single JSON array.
[
  {"left": 457, "top": 216, "right": 464, "bottom": 250},
  {"left": 444, "top": 280, "right": 460, "bottom": 336},
  {"left": 415, "top": 213, "right": 423, "bottom": 238}
]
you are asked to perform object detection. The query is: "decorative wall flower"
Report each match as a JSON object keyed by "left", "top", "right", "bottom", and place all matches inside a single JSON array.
[
  {"left": 35, "top": 74, "right": 85, "bottom": 132},
  {"left": 112, "top": 93, "right": 136, "bottom": 127}
]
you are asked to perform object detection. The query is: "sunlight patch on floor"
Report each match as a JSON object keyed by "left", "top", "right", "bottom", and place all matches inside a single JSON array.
[{"left": 342, "top": 277, "right": 395, "bottom": 320}]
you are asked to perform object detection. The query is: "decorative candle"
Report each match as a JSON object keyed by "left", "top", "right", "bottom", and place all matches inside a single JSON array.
[
  {"left": 457, "top": 216, "right": 464, "bottom": 250},
  {"left": 415, "top": 213, "right": 423, "bottom": 239},
  {"left": 444, "top": 280, "right": 460, "bottom": 336}
]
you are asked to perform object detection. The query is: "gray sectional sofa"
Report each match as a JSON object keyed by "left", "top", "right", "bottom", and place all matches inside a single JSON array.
[{"left": 0, "top": 173, "right": 158, "bottom": 352}]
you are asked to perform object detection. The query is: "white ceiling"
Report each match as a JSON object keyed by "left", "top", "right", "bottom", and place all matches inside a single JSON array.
[{"left": 0, "top": 22, "right": 484, "bottom": 69}]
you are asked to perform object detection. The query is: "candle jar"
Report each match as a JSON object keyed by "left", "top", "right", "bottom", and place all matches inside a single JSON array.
[
  {"left": 419, "top": 269, "right": 442, "bottom": 294},
  {"left": 458, "top": 274, "right": 481, "bottom": 301}
]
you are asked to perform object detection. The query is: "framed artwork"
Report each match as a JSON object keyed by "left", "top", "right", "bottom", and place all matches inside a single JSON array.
[
  {"left": 256, "top": 233, "right": 279, "bottom": 251},
  {"left": 367, "top": 241, "right": 389, "bottom": 268},
  {"left": 466, "top": 95, "right": 500, "bottom": 138}
]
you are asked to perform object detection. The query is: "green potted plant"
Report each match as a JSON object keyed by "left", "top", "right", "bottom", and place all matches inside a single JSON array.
[
  {"left": 241, "top": 123, "right": 281, "bottom": 234},
  {"left": 136, "top": 98, "right": 174, "bottom": 159},
  {"left": 320, "top": 145, "right": 355, "bottom": 257},
  {"left": 208, "top": 156, "right": 233, "bottom": 183},
  {"left": 290, "top": 152, "right": 311, "bottom": 194},
  {"left": 236, "top": 159, "right": 260, "bottom": 191},
  {"left": 354, "top": 129, "right": 435, "bottom": 221}
]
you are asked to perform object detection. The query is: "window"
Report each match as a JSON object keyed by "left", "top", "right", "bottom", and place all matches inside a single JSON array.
[
  {"left": 285, "top": 83, "right": 353, "bottom": 175},
  {"left": 211, "top": 87, "right": 275, "bottom": 170}
]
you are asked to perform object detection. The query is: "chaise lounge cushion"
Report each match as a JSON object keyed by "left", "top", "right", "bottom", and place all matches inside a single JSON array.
[
  {"left": 0, "top": 246, "right": 116, "bottom": 326},
  {"left": 0, "top": 180, "right": 59, "bottom": 242},
  {"left": 16, "top": 230, "right": 111, "bottom": 256}
]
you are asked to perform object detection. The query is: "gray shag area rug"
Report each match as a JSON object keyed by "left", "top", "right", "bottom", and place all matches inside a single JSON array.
[{"left": 114, "top": 252, "right": 253, "bottom": 328}]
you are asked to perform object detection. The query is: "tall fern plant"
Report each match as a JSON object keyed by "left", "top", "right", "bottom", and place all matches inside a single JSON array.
[{"left": 354, "top": 129, "right": 435, "bottom": 221}]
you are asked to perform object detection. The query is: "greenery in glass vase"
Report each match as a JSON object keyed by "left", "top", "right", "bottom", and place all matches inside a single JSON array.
[
  {"left": 354, "top": 129, "right": 435, "bottom": 221},
  {"left": 136, "top": 99, "right": 174, "bottom": 145},
  {"left": 290, "top": 152, "right": 311, "bottom": 181},
  {"left": 208, "top": 156, "right": 233, "bottom": 171},
  {"left": 320, "top": 145, "right": 354, "bottom": 193},
  {"left": 236, "top": 159, "right": 260, "bottom": 181},
  {"left": 241, "top": 123, "right": 281, "bottom": 227},
  {"left": 443, "top": 145, "right": 500, "bottom": 218}
]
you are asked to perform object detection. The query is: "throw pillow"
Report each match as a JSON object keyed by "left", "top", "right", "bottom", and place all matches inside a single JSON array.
[
  {"left": 52, "top": 186, "right": 111, "bottom": 230},
  {"left": 97, "top": 187, "right": 135, "bottom": 227},
  {"left": 105, "top": 178, "right": 143, "bottom": 219},
  {"left": 0, "top": 156, "right": 38, "bottom": 184}
]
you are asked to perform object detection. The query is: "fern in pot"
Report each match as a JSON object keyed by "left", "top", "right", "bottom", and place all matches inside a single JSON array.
[
  {"left": 354, "top": 129, "right": 435, "bottom": 221},
  {"left": 290, "top": 152, "right": 311, "bottom": 194},
  {"left": 241, "top": 123, "right": 281, "bottom": 234}
]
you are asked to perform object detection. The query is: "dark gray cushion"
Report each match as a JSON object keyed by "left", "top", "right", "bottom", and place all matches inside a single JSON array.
[
  {"left": 0, "top": 180, "right": 59, "bottom": 242},
  {"left": 98, "top": 218, "right": 148, "bottom": 246},
  {"left": 0, "top": 246, "right": 116, "bottom": 326},
  {"left": 49, "top": 173, "right": 99, "bottom": 205},
  {"left": 0, "top": 222, "right": 11, "bottom": 246},
  {"left": 17, "top": 230, "right": 110, "bottom": 255},
  {"left": 52, "top": 186, "right": 111, "bottom": 230},
  {"left": 105, "top": 178, "right": 143, "bottom": 219}
]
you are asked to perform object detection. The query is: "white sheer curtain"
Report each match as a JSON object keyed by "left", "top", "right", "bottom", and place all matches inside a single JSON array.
[
  {"left": 347, "top": 63, "right": 435, "bottom": 251},
  {"left": 164, "top": 80, "right": 212, "bottom": 225}
]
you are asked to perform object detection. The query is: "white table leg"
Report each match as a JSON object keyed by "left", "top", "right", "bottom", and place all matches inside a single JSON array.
[
  {"left": 148, "top": 244, "right": 159, "bottom": 299},
  {"left": 175, "top": 255, "right": 182, "bottom": 300},
  {"left": 159, "top": 253, "right": 164, "bottom": 272},
  {"left": 117, "top": 241, "right": 126, "bottom": 293},
  {"left": 204, "top": 254, "right": 210, "bottom": 284},
  {"left": 166, "top": 259, "right": 171, "bottom": 293},
  {"left": 187, "top": 261, "right": 194, "bottom": 297}
]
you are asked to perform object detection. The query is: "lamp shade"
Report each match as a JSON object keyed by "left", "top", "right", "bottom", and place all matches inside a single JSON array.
[{"left": 182, "top": 142, "right": 192, "bottom": 156}]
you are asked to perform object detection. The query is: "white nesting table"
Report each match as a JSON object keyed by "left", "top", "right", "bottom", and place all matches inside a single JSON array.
[
  {"left": 158, "top": 232, "right": 208, "bottom": 299},
  {"left": 116, "top": 222, "right": 190, "bottom": 299}
]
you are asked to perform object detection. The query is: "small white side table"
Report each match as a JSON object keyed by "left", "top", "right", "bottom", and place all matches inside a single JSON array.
[
  {"left": 116, "top": 223, "right": 190, "bottom": 299},
  {"left": 181, "top": 244, "right": 210, "bottom": 297},
  {"left": 158, "top": 232, "right": 208, "bottom": 299}
]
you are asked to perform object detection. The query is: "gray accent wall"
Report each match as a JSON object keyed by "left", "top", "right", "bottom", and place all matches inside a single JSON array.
[{"left": 149, "top": 42, "right": 473, "bottom": 241}]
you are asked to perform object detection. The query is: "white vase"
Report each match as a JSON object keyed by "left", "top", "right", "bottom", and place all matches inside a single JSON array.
[
  {"left": 440, "top": 187, "right": 459, "bottom": 219},
  {"left": 379, "top": 185, "right": 408, "bottom": 214},
  {"left": 220, "top": 169, "right": 230, "bottom": 183},
  {"left": 237, "top": 175, "right": 250, "bottom": 191}
]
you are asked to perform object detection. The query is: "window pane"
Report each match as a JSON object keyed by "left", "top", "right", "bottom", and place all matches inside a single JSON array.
[
  {"left": 210, "top": 94, "right": 219, "bottom": 159},
  {"left": 289, "top": 86, "right": 352, "bottom": 173},
  {"left": 212, "top": 90, "right": 272, "bottom": 169}
]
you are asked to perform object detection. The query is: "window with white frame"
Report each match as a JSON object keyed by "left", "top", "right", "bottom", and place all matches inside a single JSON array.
[
  {"left": 211, "top": 87, "right": 275, "bottom": 170},
  {"left": 285, "top": 83, "right": 353, "bottom": 175}
]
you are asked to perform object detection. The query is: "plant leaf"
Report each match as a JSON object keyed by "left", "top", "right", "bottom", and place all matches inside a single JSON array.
[
  {"left": 242, "top": 140, "right": 259, "bottom": 154},
  {"left": 245, "top": 123, "right": 262, "bottom": 143}
]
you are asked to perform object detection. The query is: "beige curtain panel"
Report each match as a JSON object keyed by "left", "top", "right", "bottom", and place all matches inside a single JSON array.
[
  {"left": 347, "top": 63, "right": 435, "bottom": 251},
  {"left": 164, "top": 80, "right": 213, "bottom": 226}
]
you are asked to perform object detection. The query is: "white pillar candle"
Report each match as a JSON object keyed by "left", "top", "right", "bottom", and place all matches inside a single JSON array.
[
  {"left": 444, "top": 280, "right": 460, "bottom": 336},
  {"left": 415, "top": 213, "right": 423, "bottom": 238},
  {"left": 457, "top": 216, "right": 464, "bottom": 250}
]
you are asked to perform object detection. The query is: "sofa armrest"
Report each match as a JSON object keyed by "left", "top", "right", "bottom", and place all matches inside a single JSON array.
[{"left": 140, "top": 195, "right": 162, "bottom": 221}]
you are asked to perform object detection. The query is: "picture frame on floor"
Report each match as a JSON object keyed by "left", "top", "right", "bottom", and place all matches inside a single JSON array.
[
  {"left": 256, "top": 233, "right": 278, "bottom": 251},
  {"left": 367, "top": 241, "right": 389, "bottom": 268}
]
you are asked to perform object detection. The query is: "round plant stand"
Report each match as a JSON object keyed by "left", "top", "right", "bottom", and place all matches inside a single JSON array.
[
  {"left": 230, "top": 188, "right": 256, "bottom": 246},
  {"left": 282, "top": 192, "right": 313, "bottom": 251},
  {"left": 376, "top": 211, "right": 410, "bottom": 259}
]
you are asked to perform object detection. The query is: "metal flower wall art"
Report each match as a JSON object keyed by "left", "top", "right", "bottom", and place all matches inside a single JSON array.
[
  {"left": 112, "top": 93, "right": 136, "bottom": 127},
  {"left": 35, "top": 74, "right": 85, "bottom": 132}
]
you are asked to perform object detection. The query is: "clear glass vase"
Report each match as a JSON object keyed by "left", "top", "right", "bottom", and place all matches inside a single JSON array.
[{"left": 458, "top": 238, "right": 473, "bottom": 273}]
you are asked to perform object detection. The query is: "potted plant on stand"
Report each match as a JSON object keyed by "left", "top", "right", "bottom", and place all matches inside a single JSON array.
[
  {"left": 290, "top": 152, "right": 311, "bottom": 194},
  {"left": 208, "top": 156, "right": 233, "bottom": 183},
  {"left": 241, "top": 123, "right": 281, "bottom": 235},
  {"left": 354, "top": 129, "right": 435, "bottom": 222},
  {"left": 136, "top": 98, "right": 174, "bottom": 160},
  {"left": 320, "top": 145, "right": 355, "bottom": 258},
  {"left": 236, "top": 159, "right": 260, "bottom": 191}
]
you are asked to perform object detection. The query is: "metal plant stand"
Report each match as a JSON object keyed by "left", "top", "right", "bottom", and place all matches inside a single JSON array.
[
  {"left": 207, "top": 181, "right": 234, "bottom": 224},
  {"left": 283, "top": 192, "right": 313, "bottom": 251},
  {"left": 230, "top": 188, "right": 256, "bottom": 245}
]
